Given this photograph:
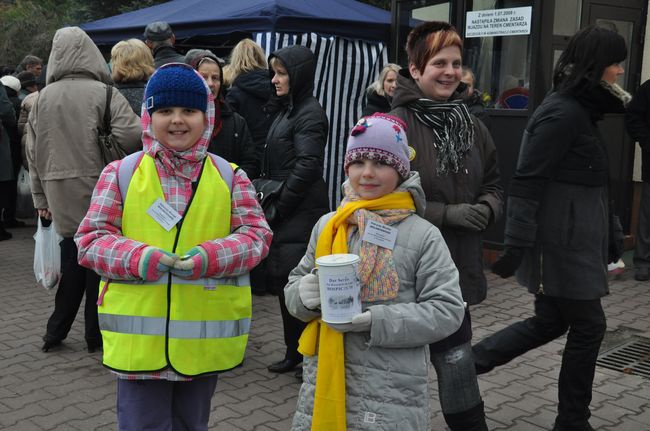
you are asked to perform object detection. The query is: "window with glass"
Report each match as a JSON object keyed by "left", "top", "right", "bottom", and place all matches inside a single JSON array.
[
  {"left": 463, "top": 0, "right": 533, "bottom": 110},
  {"left": 393, "top": 0, "right": 455, "bottom": 66}
]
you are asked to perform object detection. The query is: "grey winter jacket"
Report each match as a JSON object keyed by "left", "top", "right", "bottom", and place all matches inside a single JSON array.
[
  {"left": 26, "top": 27, "right": 141, "bottom": 237},
  {"left": 285, "top": 173, "right": 465, "bottom": 430}
]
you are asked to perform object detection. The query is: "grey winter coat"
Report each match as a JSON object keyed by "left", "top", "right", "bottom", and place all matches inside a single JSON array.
[
  {"left": 26, "top": 27, "right": 141, "bottom": 237},
  {"left": 285, "top": 173, "right": 465, "bottom": 430},
  {"left": 390, "top": 71, "right": 503, "bottom": 305}
]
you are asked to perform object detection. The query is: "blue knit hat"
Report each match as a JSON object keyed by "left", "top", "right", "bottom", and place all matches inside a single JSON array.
[{"left": 145, "top": 63, "right": 207, "bottom": 115}]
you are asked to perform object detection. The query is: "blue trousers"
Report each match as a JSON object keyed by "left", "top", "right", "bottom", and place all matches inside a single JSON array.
[{"left": 117, "top": 376, "right": 219, "bottom": 431}]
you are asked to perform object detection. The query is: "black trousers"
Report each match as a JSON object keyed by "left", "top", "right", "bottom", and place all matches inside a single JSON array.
[
  {"left": 44, "top": 237, "right": 101, "bottom": 346},
  {"left": 272, "top": 276, "right": 306, "bottom": 362},
  {"left": 634, "top": 182, "right": 650, "bottom": 269},
  {"left": 473, "top": 294, "right": 606, "bottom": 430}
]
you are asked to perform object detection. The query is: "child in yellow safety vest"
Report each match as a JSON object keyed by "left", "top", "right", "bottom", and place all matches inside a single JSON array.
[
  {"left": 75, "top": 63, "right": 272, "bottom": 430},
  {"left": 283, "top": 113, "right": 465, "bottom": 430}
]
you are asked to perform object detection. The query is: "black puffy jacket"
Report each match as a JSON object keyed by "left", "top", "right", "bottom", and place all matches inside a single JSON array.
[
  {"left": 209, "top": 101, "right": 258, "bottom": 179},
  {"left": 226, "top": 69, "right": 275, "bottom": 156},
  {"left": 361, "top": 88, "right": 391, "bottom": 116},
  {"left": 262, "top": 45, "right": 330, "bottom": 279}
]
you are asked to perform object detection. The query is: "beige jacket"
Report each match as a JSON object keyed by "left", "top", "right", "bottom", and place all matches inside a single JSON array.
[
  {"left": 26, "top": 27, "right": 141, "bottom": 236},
  {"left": 18, "top": 91, "right": 38, "bottom": 168}
]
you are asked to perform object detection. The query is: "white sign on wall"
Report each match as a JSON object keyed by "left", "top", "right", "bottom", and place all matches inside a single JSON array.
[{"left": 465, "top": 6, "right": 532, "bottom": 38}]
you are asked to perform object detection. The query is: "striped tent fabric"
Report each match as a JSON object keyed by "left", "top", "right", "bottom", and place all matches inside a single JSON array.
[{"left": 255, "top": 32, "right": 387, "bottom": 207}]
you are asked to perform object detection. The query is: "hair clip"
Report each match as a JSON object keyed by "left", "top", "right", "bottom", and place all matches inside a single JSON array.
[{"left": 351, "top": 117, "right": 371, "bottom": 136}]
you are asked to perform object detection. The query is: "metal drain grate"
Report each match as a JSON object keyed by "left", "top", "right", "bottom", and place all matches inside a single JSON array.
[{"left": 597, "top": 337, "right": 650, "bottom": 378}]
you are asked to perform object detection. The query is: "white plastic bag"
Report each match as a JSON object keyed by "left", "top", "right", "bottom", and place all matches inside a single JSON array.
[
  {"left": 33, "top": 218, "right": 63, "bottom": 290},
  {"left": 15, "top": 166, "right": 34, "bottom": 219}
]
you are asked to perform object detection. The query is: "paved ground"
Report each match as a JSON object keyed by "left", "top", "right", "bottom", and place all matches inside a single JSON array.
[{"left": 1, "top": 222, "right": 650, "bottom": 430}]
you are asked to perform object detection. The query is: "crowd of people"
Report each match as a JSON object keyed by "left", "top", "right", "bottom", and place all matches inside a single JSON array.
[{"left": 0, "top": 17, "right": 640, "bottom": 431}]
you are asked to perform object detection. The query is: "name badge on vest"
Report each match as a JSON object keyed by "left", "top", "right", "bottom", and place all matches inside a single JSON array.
[
  {"left": 146, "top": 198, "right": 182, "bottom": 231},
  {"left": 362, "top": 220, "right": 397, "bottom": 250}
]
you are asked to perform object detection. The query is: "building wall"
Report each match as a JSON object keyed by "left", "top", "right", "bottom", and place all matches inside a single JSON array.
[{"left": 633, "top": 0, "right": 650, "bottom": 181}]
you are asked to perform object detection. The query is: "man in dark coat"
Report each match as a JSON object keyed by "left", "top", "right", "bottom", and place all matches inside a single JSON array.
[
  {"left": 144, "top": 21, "right": 185, "bottom": 69},
  {"left": 625, "top": 79, "right": 650, "bottom": 281}
]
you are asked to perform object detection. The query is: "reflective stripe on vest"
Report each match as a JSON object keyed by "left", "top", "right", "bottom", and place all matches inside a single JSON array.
[
  {"left": 99, "top": 314, "right": 251, "bottom": 338},
  {"left": 106, "top": 273, "right": 250, "bottom": 288},
  {"left": 99, "top": 153, "right": 252, "bottom": 376}
]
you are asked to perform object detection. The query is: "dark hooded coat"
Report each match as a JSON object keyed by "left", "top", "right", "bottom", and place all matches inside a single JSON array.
[
  {"left": 226, "top": 68, "right": 275, "bottom": 159},
  {"left": 184, "top": 49, "right": 258, "bottom": 178},
  {"left": 262, "top": 45, "right": 329, "bottom": 281},
  {"left": 505, "top": 82, "right": 629, "bottom": 299},
  {"left": 390, "top": 69, "right": 503, "bottom": 305},
  {"left": 361, "top": 88, "right": 391, "bottom": 116}
]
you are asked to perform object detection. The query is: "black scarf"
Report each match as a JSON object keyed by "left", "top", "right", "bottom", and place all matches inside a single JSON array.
[
  {"left": 569, "top": 80, "right": 631, "bottom": 121},
  {"left": 407, "top": 98, "right": 475, "bottom": 175}
]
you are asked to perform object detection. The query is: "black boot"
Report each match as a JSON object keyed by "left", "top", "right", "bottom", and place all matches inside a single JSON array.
[
  {"left": 0, "top": 220, "right": 11, "bottom": 241},
  {"left": 267, "top": 357, "right": 301, "bottom": 373},
  {"left": 443, "top": 401, "right": 488, "bottom": 431},
  {"left": 41, "top": 340, "right": 61, "bottom": 352}
]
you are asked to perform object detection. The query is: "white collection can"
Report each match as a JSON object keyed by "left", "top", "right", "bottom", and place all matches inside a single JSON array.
[{"left": 314, "top": 253, "right": 362, "bottom": 323}]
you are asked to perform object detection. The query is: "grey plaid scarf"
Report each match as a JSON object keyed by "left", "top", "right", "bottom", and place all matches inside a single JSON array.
[{"left": 407, "top": 98, "right": 474, "bottom": 175}]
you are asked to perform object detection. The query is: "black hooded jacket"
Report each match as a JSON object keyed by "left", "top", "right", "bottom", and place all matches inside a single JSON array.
[
  {"left": 261, "top": 45, "right": 330, "bottom": 279},
  {"left": 226, "top": 68, "right": 275, "bottom": 152},
  {"left": 362, "top": 88, "right": 391, "bottom": 116},
  {"left": 184, "top": 49, "right": 259, "bottom": 178}
]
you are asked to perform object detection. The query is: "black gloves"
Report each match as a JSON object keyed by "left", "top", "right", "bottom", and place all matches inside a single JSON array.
[
  {"left": 444, "top": 203, "right": 492, "bottom": 231},
  {"left": 492, "top": 247, "right": 525, "bottom": 278}
]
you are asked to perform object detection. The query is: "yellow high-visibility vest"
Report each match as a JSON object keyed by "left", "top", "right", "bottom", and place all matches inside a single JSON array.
[{"left": 98, "top": 153, "right": 251, "bottom": 376}]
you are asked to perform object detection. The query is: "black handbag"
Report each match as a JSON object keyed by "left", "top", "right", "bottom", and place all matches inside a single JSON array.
[
  {"left": 252, "top": 178, "right": 284, "bottom": 224},
  {"left": 97, "top": 84, "right": 127, "bottom": 165},
  {"left": 252, "top": 178, "right": 284, "bottom": 209}
]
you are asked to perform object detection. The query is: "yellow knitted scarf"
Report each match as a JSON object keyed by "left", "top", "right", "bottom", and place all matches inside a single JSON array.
[{"left": 298, "top": 191, "right": 415, "bottom": 430}]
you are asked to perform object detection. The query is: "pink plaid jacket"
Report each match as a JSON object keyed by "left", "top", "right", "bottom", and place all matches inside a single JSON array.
[{"left": 75, "top": 68, "right": 272, "bottom": 380}]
